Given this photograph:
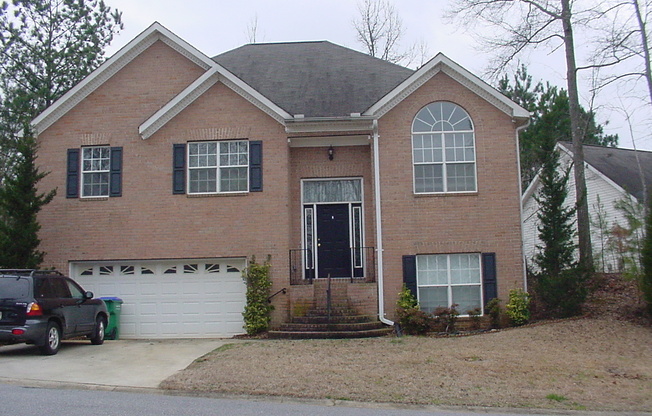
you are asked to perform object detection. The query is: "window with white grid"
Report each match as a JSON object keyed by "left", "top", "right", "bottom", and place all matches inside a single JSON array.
[
  {"left": 412, "top": 102, "right": 476, "bottom": 193},
  {"left": 417, "top": 253, "right": 482, "bottom": 315},
  {"left": 188, "top": 140, "right": 248, "bottom": 194},
  {"left": 82, "top": 146, "right": 110, "bottom": 197}
]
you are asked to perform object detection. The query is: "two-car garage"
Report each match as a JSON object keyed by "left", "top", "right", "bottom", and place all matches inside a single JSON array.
[{"left": 70, "top": 258, "right": 247, "bottom": 339}]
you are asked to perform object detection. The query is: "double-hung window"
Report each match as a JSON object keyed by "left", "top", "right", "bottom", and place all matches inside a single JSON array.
[
  {"left": 81, "top": 146, "right": 110, "bottom": 197},
  {"left": 416, "top": 253, "right": 482, "bottom": 314},
  {"left": 412, "top": 102, "right": 476, "bottom": 193},
  {"left": 67, "top": 146, "right": 122, "bottom": 198},
  {"left": 188, "top": 140, "right": 249, "bottom": 194}
]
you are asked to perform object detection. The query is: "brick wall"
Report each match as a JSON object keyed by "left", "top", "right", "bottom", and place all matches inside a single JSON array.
[{"left": 376, "top": 71, "right": 525, "bottom": 320}]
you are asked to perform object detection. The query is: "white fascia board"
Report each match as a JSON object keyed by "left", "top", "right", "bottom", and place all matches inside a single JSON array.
[
  {"left": 32, "top": 22, "right": 215, "bottom": 135},
  {"left": 285, "top": 116, "right": 375, "bottom": 134},
  {"left": 139, "top": 63, "right": 292, "bottom": 139},
  {"left": 364, "top": 53, "right": 531, "bottom": 121},
  {"left": 139, "top": 68, "right": 220, "bottom": 139}
]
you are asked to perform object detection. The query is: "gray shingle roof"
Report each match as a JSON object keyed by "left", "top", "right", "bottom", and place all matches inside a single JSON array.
[
  {"left": 213, "top": 41, "right": 414, "bottom": 118},
  {"left": 560, "top": 142, "right": 652, "bottom": 202}
]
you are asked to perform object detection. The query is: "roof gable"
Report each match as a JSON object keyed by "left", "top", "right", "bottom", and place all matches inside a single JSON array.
[
  {"left": 32, "top": 22, "right": 215, "bottom": 135},
  {"left": 559, "top": 142, "right": 652, "bottom": 202},
  {"left": 365, "top": 53, "right": 530, "bottom": 122}
]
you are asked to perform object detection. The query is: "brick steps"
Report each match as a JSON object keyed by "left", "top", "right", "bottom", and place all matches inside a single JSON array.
[
  {"left": 268, "top": 327, "right": 392, "bottom": 339},
  {"left": 276, "top": 279, "right": 390, "bottom": 339},
  {"left": 278, "top": 321, "right": 385, "bottom": 332}
]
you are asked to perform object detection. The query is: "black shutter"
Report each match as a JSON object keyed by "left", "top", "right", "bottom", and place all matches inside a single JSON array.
[
  {"left": 482, "top": 252, "right": 497, "bottom": 309},
  {"left": 173, "top": 144, "right": 186, "bottom": 194},
  {"left": 402, "top": 255, "right": 417, "bottom": 297},
  {"left": 109, "top": 147, "right": 123, "bottom": 197},
  {"left": 66, "top": 149, "right": 80, "bottom": 198},
  {"left": 249, "top": 140, "right": 262, "bottom": 192}
]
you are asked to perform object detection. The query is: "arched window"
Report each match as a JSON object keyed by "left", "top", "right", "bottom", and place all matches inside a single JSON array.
[{"left": 412, "top": 102, "right": 476, "bottom": 193}]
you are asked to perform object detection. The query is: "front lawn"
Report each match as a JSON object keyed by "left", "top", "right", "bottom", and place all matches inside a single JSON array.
[{"left": 161, "top": 317, "right": 652, "bottom": 412}]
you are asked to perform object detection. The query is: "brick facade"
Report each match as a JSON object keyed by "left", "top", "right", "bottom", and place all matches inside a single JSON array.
[{"left": 34, "top": 28, "right": 525, "bottom": 333}]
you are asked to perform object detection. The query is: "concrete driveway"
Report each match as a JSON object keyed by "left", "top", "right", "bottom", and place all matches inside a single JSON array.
[{"left": 0, "top": 338, "right": 233, "bottom": 388}]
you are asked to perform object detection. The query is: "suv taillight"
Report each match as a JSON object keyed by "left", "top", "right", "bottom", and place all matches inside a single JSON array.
[{"left": 26, "top": 302, "right": 43, "bottom": 316}]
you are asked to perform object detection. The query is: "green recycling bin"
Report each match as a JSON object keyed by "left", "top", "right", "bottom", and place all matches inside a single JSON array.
[{"left": 99, "top": 297, "right": 123, "bottom": 340}]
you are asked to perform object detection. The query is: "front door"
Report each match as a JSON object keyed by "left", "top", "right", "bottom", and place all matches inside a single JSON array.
[{"left": 316, "top": 204, "right": 351, "bottom": 278}]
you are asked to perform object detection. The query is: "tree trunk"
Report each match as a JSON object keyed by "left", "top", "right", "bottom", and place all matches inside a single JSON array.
[
  {"left": 633, "top": 0, "right": 652, "bottom": 107},
  {"left": 561, "top": 0, "right": 593, "bottom": 271}
]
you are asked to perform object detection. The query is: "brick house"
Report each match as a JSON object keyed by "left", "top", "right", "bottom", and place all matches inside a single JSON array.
[{"left": 32, "top": 23, "right": 529, "bottom": 338}]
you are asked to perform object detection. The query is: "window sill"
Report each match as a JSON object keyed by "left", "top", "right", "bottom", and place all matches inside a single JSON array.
[
  {"left": 414, "top": 191, "right": 478, "bottom": 197},
  {"left": 186, "top": 192, "right": 249, "bottom": 198},
  {"left": 79, "top": 196, "right": 109, "bottom": 201}
]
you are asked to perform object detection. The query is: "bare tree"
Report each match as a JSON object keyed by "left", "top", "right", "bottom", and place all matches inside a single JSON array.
[
  {"left": 245, "top": 14, "right": 261, "bottom": 44},
  {"left": 353, "top": 0, "right": 411, "bottom": 64},
  {"left": 447, "top": 0, "right": 607, "bottom": 271},
  {"left": 591, "top": 0, "right": 652, "bottom": 106}
]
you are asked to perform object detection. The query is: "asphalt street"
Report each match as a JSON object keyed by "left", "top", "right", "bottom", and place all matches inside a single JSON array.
[{"left": 0, "top": 384, "right": 560, "bottom": 416}]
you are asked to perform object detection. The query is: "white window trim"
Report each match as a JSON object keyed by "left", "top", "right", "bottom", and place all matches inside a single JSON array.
[
  {"left": 81, "top": 145, "right": 110, "bottom": 198},
  {"left": 187, "top": 140, "right": 249, "bottom": 195},
  {"left": 416, "top": 253, "right": 483, "bottom": 316},
  {"left": 411, "top": 103, "right": 478, "bottom": 195}
]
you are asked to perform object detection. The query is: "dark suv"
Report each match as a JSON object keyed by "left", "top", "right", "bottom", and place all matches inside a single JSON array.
[{"left": 0, "top": 269, "right": 108, "bottom": 355}]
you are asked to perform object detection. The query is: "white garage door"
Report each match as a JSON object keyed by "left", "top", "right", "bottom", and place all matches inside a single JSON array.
[{"left": 70, "top": 259, "right": 247, "bottom": 339}]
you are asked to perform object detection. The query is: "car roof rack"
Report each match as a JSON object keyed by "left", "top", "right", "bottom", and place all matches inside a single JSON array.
[{"left": 0, "top": 269, "right": 63, "bottom": 277}]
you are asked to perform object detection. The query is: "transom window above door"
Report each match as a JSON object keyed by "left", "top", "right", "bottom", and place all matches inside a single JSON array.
[
  {"left": 302, "top": 179, "right": 362, "bottom": 203},
  {"left": 188, "top": 140, "right": 248, "bottom": 194},
  {"left": 412, "top": 102, "right": 477, "bottom": 194}
]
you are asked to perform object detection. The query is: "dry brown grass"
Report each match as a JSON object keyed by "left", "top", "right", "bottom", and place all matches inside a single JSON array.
[{"left": 161, "top": 317, "right": 652, "bottom": 411}]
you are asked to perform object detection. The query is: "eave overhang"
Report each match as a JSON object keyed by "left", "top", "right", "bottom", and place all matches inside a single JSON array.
[
  {"left": 31, "top": 22, "right": 215, "bottom": 136},
  {"left": 364, "top": 53, "right": 531, "bottom": 123}
]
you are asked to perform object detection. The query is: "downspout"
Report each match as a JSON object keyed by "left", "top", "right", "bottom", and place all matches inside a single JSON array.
[
  {"left": 372, "top": 119, "right": 394, "bottom": 326},
  {"left": 515, "top": 117, "right": 531, "bottom": 292}
]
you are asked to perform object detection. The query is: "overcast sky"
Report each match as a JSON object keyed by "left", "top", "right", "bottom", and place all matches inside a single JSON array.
[{"left": 103, "top": 0, "right": 651, "bottom": 151}]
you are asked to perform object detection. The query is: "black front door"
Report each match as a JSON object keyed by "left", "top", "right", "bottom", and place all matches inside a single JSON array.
[{"left": 316, "top": 204, "right": 351, "bottom": 278}]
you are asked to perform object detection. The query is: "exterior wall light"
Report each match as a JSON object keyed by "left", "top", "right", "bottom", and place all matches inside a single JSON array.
[{"left": 328, "top": 145, "right": 334, "bottom": 160}]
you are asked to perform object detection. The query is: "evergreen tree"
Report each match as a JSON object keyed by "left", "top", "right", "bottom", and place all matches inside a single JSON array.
[
  {"left": 0, "top": 0, "right": 123, "bottom": 177},
  {"left": 0, "top": 133, "right": 55, "bottom": 268},
  {"left": 499, "top": 65, "right": 618, "bottom": 189},
  {"left": 641, "top": 193, "right": 652, "bottom": 317},
  {"left": 532, "top": 135, "right": 587, "bottom": 318}
]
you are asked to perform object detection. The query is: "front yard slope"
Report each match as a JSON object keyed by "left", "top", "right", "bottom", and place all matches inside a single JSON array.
[{"left": 161, "top": 317, "right": 652, "bottom": 412}]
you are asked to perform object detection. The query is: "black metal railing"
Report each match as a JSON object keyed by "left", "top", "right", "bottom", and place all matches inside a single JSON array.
[{"left": 289, "top": 247, "right": 376, "bottom": 285}]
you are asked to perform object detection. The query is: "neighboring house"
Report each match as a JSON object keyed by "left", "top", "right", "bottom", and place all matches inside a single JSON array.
[
  {"left": 522, "top": 142, "right": 652, "bottom": 273},
  {"left": 33, "top": 22, "right": 529, "bottom": 339}
]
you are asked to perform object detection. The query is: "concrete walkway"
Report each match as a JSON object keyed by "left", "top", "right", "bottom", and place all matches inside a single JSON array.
[{"left": 0, "top": 339, "right": 233, "bottom": 388}]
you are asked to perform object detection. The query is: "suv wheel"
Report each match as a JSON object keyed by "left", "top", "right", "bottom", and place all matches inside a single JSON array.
[
  {"left": 90, "top": 316, "right": 106, "bottom": 345},
  {"left": 39, "top": 322, "right": 61, "bottom": 355}
]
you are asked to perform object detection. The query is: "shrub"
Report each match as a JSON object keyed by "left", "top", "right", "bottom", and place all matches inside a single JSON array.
[
  {"left": 535, "top": 267, "right": 589, "bottom": 318},
  {"left": 467, "top": 307, "right": 482, "bottom": 330},
  {"left": 395, "top": 284, "right": 433, "bottom": 335},
  {"left": 242, "top": 256, "right": 273, "bottom": 335},
  {"left": 506, "top": 289, "right": 530, "bottom": 326},
  {"left": 486, "top": 298, "right": 502, "bottom": 328},
  {"left": 434, "top": 304, "right": 459, "bottom": 334}
]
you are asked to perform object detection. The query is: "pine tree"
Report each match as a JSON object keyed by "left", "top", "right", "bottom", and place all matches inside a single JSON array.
[
  {"left": 641, "top": 193, "right": 652, "bottom": 317},
  {"left": 533, "top": 136, "right": 587, "bottom": 318},
  {"left": 0, "top": 133, "right": 55, "bottom": 268}
]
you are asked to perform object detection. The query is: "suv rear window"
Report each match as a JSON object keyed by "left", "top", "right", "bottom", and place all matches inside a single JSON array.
[{"left": 0, "top": 277, "right": 30, "bottom": 299}]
